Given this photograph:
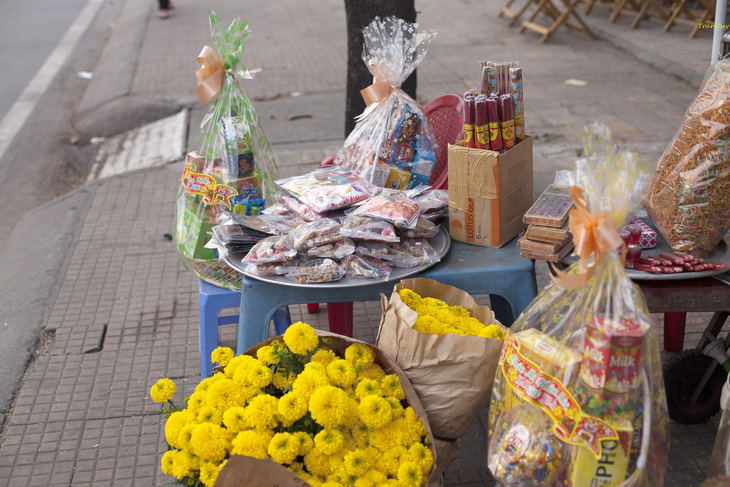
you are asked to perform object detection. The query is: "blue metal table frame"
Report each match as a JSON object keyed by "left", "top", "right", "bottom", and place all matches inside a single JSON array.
[{"left": 236, "top": 237, "right": 538, "bottom": 352}]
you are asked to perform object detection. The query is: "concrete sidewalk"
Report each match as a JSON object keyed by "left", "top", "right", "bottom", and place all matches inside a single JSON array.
[{"left": 0, "top": 0, "right": 724, "bottom": 485}]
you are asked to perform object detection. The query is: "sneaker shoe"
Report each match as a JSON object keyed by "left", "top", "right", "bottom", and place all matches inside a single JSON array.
[{"left": 157, "top": 8, "right": 169, "bottom": 18}]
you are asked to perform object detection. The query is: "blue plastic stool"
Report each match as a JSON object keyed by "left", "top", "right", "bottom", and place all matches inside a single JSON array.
[{"left": 198, "top": 279, "right": 292, "bottom": 377}]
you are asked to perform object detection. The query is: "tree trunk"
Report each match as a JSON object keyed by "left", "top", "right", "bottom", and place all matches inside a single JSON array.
[{"left": 344, "top": 0, "right": 417, "bottom": 137}]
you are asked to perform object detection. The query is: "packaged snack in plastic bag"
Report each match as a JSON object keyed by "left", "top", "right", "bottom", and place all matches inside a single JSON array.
[
  {"left": 349, "top": 193, "right": 422, "bottom": 229},
  {"left": 645, "top": 60, "right": 730, "bottom": 257},
  {"left": 342, "top": 254, "right": 392, "bottom": 280},
  {"left": 356, "top": 237, "right": 440, "bottom": 268},
  {"left": 286, "top": 218, "right": 342, "bottom": 251},
  {"left": 287, "top": 258, "right": 346, "bottom": 284},
  {"left": 488, "top": 124, "right": 669, "bottom": 487},
  {"left": 395, "top": 215, "right": 440, "bottom": 238},
  {"left": 334, "top": 16, "right": 439, "bottom": 189},
  {"left": 340, "top": 214, "right": 400, "bottom": 242},
  {"left": 303, "top": 238, "right": 356, "bottom": 259},
  {"left": 243, "top": 235, "right": 296, "bottom": 264},
  {"left": 276, "top": 167, "right": 377, "bottom": 213},
  {"left": 174, "top": 13, "right": 279, "bottom": 289},
  {"left": 245, "top": 258, "right": 300, "bottom": 276}
]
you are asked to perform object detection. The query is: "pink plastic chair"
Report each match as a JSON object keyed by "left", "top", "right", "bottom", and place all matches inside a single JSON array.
[{"left": 309, "top": 94, "right": 465, "bottom": 332}]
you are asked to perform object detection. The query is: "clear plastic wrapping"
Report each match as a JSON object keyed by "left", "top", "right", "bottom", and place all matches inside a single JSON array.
[
  {"left": 645, "top": 60, "right": 730, "bottom": 257},
  {"left": 349, "top": 193, "right": 422, "bottom": 229},
  {"left": 286, "top": 258, "right": 346, "bottom": 284},
  {"left": 340, "top": 214, "right": 399, "bottom": 242},
  {"left": 342, "top": 254, "right": 392, "bottom": 280},
  {"left": 243, "top": 235, "right": 296, "bottom": 264},
  {"left": 356, "top": 237, "right": 440, "bottom": 268},
  {"left": 174, "top": 13, "right": 279, "bottom": 289},
  {"left": 488, "top": 124, "right": 669, "bottom": 487},
  {"left": 276, "top": 167, "right": 377, "bottom": 213},
  {"left": 334, "top": 16, "right": 439, "bottom": 189},
  {"left": 286, "top": 218, "right": 342, "bottom": 252}
]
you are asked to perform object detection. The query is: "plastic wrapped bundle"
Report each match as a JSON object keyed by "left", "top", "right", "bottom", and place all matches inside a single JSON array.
[
  {"left": 174, "top": 12, "right": 279, "bottom": 289},
  {"left": 335, "top": 16, "right": 439, "bottom": 190},
  {"left": 488, "top": 124, "right": 669, "bottom": 487}
]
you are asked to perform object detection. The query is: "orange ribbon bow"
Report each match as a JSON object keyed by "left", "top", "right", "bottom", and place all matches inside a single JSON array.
[
  {"left": 551, "top": 186, "right": 625, "bottom": 289},
  {"left": 195, "top": 46, "right": 226, "bottom": 105},
  {"left": 360, "top": 80, "right": 394, "bottom": 107}
]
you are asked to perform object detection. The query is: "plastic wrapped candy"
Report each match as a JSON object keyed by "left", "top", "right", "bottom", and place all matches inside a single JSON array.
[
  {"left": 174, "top": 12, "right": 279, "bottom": 289},
  {"left": 645, "top": 60, "right": 730, "bottom": 257},
  {"left": 488, "top": 404, "right": 569, "bottom": 486},
  {"left": 334, "top": 16, "right": 439, "bottom": 189},
  {"left": 488, "top": 123, "right": 669, "bottom": 487}
]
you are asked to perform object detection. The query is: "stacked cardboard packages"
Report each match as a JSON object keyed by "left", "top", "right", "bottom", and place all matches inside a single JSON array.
[{"left": 518, "top": 185, "right": 574, "bottom": 262}]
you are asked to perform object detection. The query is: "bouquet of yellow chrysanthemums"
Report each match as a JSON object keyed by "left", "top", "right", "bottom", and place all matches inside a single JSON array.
[
  {"left": 376, "top": 278, "right": 509, "bottom": 444},
  {"left": 151, "top": 322, "right": 438, "bottom": 487}
]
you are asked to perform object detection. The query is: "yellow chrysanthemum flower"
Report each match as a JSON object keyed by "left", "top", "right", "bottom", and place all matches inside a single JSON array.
[
  {"left": 150, "top": 378, "right": 176, "bottom": 403},
  {"left": 309, "top": 385, "right": 350, "bottom": 429},
  {"left": 384, "top": 396, "right": 405, "bottom": 418},
  {"left": 398, "top": 289, "right": 422, "bottom": 309},
  {"left": 408, "top": 442, "right": 434, "bottom": 474},
  {"left": 161, "top": 449, "right": 177, "bottom": 476},
  {"left": 292, "top": 368, "right": 330, "bottom": 401},
  {"left": 381, "top": 445, "right": 407, "bottom": 476},
  {"left": 358, "top": 395, "right": 392, "bottom": 429},
  {"left": 246, "top": 363, "right": 274, "bottom": 389},
  {"left": 197, "top": 406, "right": 222, "bottom": 425},
  {"left": 256, "top": 345, "right": 278, "bottom": 365},
  {"left": 354, "top": 477, "right": 375, "bottom": 487},
  {"left": 344, "top": 343, "right": 374, "bottom": 367},
  {"left": 326, "top": 359, "right": 357, "bottom": 388},
  {"left": 304, "top": 448, "right": 333, "bottom": 477},
  {"left": 314, "top": 428, "right": 344, "bottom": 455},
  {"left": 224, "top": 354, "right": 258, "bottom": 379},
  {"left": 278, "top": 391, "right": 308, "bottom": 426},
  {"left": 481, "top": 323, "right": 506, "bottom": 339},
  {"left": 404, "top": 407, "right": 427, "bottom": 438},
  {"left": 177, "top": 423, "right": 196, "bottom": 453},
  {"left": 381, "top": 374, "right": 405, "bottom": 400},
  {"left": 222, "top": 406, "right": 248, "bottom": 433},
  {"left": 355, "top": 379, "right": 381, "bottom": 399},
  {"left": 356, "top": 363, "right": 386, "bottom": 384},
  {"left": 364, "top": 468, "right": 387, "bottom": 484},
  {"left": 244, "top": 394, "right": 279, "bottom": 429},
  {"left": 343, "top": 449, "right": 371, "bottom": 476},
  {"left": 171, "top": 450, "right": 200, "bottom": 479},
  {"left": 272, "top": 370, "right": 296, "bottom": 390},
  {"left": 195, "top": 375, "right": 223, "bottom": 394},
  {"left": 398, "top": 460, "right": 423, "bottom": 487},
  {"left": 199, "top": 459, "right": 226, "bottom": 487},
  {"left": 206, "top": 378, "right": 245, "bottom": 414},
  {"left": 311, "top": 348, "right": 338, "bottom": 367},
  {"left": 190, "top": 423, "right": 230, "bottom": 463},
  {"left": 269, "top": 432, "right": 300, "bottom": 465},
  {"left": 369, "top": 425, "right": 400, "bottom": 452},
  {"left": 231, "top": 429, "right": 273, "bottom": 459},
  {"left": 283, "top": 321, "right": 319, "bottom": 355},
  {"left": 165, "top": 410, "right": 195, "bottom": 449},
  {"left": 186, "top": 391, "right": 206, "bottom": 417},
  {"left": 294, "top": 431, "right": 314, "bottom": 456},
  {"left": 211, "top": 346, "right": 234, "bottom": 367}
]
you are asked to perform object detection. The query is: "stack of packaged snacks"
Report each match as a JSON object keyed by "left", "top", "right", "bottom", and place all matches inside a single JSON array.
[
  {"left": 488, "top": 124, "right": 669, "bottom": 487},
  {"left": 462, "top": 61, "right": 525, "bottom": 152},
  {"left": 174, "top": 13, "right": 279, "bottom": 289},
  {"left": 518, "top": 184, "right": 574, "bottom": 262},
  {"left": 334, "top": 16, "right": 440, "bottom": 190},
  {"left": 241, "top": 185, "right": 450, "bottom": 285}
]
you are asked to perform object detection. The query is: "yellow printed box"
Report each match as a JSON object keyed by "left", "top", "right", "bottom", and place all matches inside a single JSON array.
[{"left": 448, "top": 137, "right": 533, "bottom": 248}]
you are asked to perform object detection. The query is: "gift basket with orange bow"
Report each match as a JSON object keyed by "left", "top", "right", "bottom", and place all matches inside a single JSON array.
[
  {"left": 488, "top": 123, "right": 669, "bottom": 487},
  {"left": 174, "top": 12, "right": 279, "bottom": 289}
]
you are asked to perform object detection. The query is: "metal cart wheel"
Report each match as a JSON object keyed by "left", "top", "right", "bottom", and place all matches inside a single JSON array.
[{"left": 663, "top": 348, "right": 727, "bottom": 424}]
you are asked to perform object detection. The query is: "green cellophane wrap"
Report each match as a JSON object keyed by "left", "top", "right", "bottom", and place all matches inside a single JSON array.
[
  {"left": 174, "top": 12, "right": 278, "bottom": 290},
  {"left": 487, "top": 124, "right": 669, "bottom": 487}
]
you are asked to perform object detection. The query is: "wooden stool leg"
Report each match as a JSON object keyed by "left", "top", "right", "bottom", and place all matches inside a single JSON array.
[
  {"left": 509, "top": 0, "right": 539, "bottom": 26},
  {"left": 519, "top": 0, "right": 549, "bottom": 33},
  {"left": 664, "top": 312, "right": 687, "bottom": 352},
  {"left": 664, "top": 0, "right": 686, "bottom": 31}
]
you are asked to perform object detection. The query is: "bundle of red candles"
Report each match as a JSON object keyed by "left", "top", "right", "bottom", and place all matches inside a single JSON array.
[{"left": 462, "top": 61, "right": 524, "bottom": 153}]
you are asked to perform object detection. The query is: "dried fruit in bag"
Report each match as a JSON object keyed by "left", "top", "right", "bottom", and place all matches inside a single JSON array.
[
  {"left": 304, "top": 238, "right": 356, "bottom": 259},
  {"left": 287, "top": 258, "right": 346, "bottom": 284},
  {"left": 287, "top": 219, "right": 342, "bottom": 251},
  {"left": 645, "top": 60, "right": 730, "bottom": 257},
  {"left": 340, "top": 214, "right": 399, "bottom": 242},
  {"left": 244, "top": 235, "right": 296, "bottom": 264},
  {"left": 342, "top": 254, "right": 392, "bottom": 280},
  {"left": 395, "top": 216, "right": 440, "bottom": 238},
  {"left": 276, "top": 167, "right": 377, "bottom": 213}
]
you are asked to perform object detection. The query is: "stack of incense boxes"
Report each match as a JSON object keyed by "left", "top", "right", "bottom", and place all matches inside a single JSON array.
[
  {"left": 518, "top": 185, "right": 575, "bottom": 262},
  {"left": 462, "top": 61, "right": 524, "bottom": 153}
]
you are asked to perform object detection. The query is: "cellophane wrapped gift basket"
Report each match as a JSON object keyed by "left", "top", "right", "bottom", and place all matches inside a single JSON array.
[
  {"left": 150, "top": 323, "right": 453, "bottom": 487},
  {"left": 174, "top": 12, "right": 279, "bottom": 290},
  {"left": 488, "top": 124, "right": 669, "bottom": 487},
  {"left": 335, "top": 16, "right": 440, "bottom": 190}
]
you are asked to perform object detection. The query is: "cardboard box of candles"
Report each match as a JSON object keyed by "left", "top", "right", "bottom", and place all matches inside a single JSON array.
[{"left": 448, "top": 61, "right": 534, "bottom": 248}]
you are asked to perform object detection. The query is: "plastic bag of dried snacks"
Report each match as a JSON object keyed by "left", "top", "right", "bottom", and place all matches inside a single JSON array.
[
  {"left": 174, "top": 12, "right": 278, "bottom": 289},
  {"left": 645, "top": 60, "right": 730, "bottom": 257},
  {"left": 334, "top": 16, "right": 439, "bottom": 189},
  {"left": 488, "top": 124, "right": 669, "bottom": 487}
]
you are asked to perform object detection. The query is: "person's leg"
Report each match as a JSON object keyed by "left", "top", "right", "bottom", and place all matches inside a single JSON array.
[{"left": 158, "top": 0, "right": 169, "bottom": 18}]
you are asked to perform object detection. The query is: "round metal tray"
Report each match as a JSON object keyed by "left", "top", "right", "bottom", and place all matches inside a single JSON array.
[
  {"left": 562, "top": 218, "right": 730, "bottom": 281},
  {"left": 223, "top": 226, "right": 451, "bottom": 288}
]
